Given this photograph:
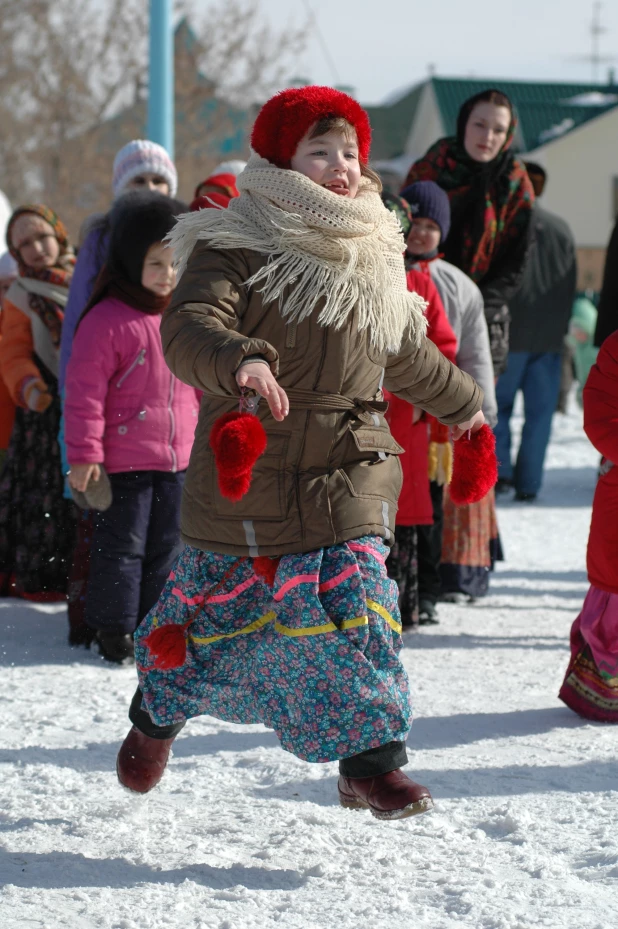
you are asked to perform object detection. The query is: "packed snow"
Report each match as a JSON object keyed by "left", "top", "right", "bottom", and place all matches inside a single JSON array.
[{"left": 1, "top": 399, "right": 616, "bottom": 929}]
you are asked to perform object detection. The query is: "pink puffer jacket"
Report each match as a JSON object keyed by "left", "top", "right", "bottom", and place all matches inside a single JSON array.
[{"left": 65, "top": 296, "right": 200, "bottom": 473}]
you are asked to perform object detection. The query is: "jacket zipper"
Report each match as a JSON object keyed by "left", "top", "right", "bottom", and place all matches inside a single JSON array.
[
  {"left": 286, "top": 318, "right": 298, "bottom": 349},
  {"left": 117, "top": 349, "right": 146, "bottom": 388},
  {"left": 168, "top": 371, "right": 177, "bottom": 472}
]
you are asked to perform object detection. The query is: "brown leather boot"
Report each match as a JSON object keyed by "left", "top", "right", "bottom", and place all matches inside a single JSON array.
[
  {"left": 116, "top": 726, "right": 175, "bottom": 793},
  {"left": 338, "top": 769, "right": 434, "bottom": 820}
]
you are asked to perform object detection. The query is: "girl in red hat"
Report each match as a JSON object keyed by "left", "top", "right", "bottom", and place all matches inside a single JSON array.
[{"left": 116, "top": 86, "right": 486, "bottom": 820}]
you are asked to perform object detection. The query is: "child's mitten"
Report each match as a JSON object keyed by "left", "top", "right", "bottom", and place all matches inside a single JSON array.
[
  {"left": 449, "top": 424, "right": 498, "bottom": 505},
  {"left": 22, "top": 377, "right": 52, "bottom": 413},
  {"left": 209, "top": 411, "right": 267, "bottom": 502}
]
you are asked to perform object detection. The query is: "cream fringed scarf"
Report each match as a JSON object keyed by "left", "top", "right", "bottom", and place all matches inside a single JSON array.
[{"left": 169, "top": 154, "right": 428, "bottom": 353}]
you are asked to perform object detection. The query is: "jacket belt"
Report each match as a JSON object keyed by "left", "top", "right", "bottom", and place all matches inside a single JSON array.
[{"left": 284, "top": 388, "right": 388, "bottom": 418}]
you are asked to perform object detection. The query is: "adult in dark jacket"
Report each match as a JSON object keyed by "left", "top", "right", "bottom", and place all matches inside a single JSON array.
[
  {"left": 495, "top": 163, "right": 577, "bottom": 500},
  {"left": 594, "top": 220, "right": 618, "bottom": 348},
  {"left": 403, "top": 88, "right": 535, "bottom": 375}
]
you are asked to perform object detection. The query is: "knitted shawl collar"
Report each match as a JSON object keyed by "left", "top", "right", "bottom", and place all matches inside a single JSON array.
[{"left": 169, "top": 154, "right": 427, "bottom": 353}]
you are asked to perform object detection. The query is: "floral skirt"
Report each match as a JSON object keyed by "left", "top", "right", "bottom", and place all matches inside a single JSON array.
[
  {"left": 440, "top": 488, "right": 503, "bottom": 598},
  {"left": 559, "top": 585, "right": 618, "bottom": 722},
  {"left": 135, "top": 536, "right": 412, "bottom": 763}
]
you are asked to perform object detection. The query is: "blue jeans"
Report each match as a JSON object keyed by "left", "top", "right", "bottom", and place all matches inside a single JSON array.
[{"left": 495, "top": 351, "right": 562, "bottom": 496}]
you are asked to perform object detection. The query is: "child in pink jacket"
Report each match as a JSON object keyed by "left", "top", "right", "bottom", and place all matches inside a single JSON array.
[{"left": 65, "top": 193, "right": 200, "bottom": 664}]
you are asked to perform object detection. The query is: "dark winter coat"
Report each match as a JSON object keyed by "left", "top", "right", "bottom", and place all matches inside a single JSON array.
[
  {"left": 508, "top": 206, "right": 577, "bottom": 354},
  {"left": 161, "top": 243, "right": 483, "bottom": 557},
  {"left": 594, "top": 220, "right": 618, "bottom": 348}
]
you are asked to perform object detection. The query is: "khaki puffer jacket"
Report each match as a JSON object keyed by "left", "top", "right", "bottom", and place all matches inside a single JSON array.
[{"left": 162, "top": 244, "right": 483, "bottom": 557}]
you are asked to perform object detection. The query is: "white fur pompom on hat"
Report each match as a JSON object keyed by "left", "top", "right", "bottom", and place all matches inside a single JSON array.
[
  {"left": 112, "top": 140, "right": 178, "bottom": 198},
  {"left": 211, "top": 160, "right": 247, "bottom": 178}
]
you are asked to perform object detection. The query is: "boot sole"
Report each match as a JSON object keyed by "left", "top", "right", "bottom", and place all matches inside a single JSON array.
[
  {"left": 339, "top": 794, "right": 434, "bottom": 820},
  {"left": 115, "top": 757, "right": 163, "bottom": 794}
]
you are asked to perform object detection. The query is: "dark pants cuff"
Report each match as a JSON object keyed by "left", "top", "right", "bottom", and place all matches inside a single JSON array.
[
  {"left": 129, "top": 688, "right": 186, "bottom": 740},
  {"left": 338, "top": 740, "right": 408, "bottom": 778}
]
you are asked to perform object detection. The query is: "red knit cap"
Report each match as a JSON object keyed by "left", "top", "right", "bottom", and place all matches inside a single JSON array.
[{"left": 251, "top": 86, "right": 371, "bottom": 168}]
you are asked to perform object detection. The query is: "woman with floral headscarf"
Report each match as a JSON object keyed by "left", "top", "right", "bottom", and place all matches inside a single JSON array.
[
  {"left": 0, "top": 204, "right": 76, "bottom": 602},
  {"left": 403, "top": 90, "right": 534, "bottom": 603},
  {"left": 403, "top": 89, "right": 535, "bottom": 376}
]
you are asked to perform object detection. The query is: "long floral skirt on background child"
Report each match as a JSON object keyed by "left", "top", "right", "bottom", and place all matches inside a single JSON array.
[
  {"left": 134, "top": 536, "right": 411, "bottom": 761},
  {"left": 559, "top": 586, "right": 618, "bottom": 722},
  {"left": 439, "top": 487, "right": 503, "bottom": 600}
]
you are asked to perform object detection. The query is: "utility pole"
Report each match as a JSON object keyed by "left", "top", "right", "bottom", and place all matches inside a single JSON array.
[
  {"left": 147, "top": 0, "right": 174, "bottom": 158},
  {"left": 590, "top": 1, "right": 606, "bottom": 82}
]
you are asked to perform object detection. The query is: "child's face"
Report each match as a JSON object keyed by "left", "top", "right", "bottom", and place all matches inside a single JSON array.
[
  {"left": 141, "top": 242, "right": 176, "bottom": 297},
  {"left": 127, "top": 172, "right": 170, "bottom": 195},
  {"left": 406, "top": 217, "right": 441, "bottom": 256},
  {"left": 290, "top": 127, "right": 361, "bottom": 199},
  {"left": 10, "top": 214, "right": 60, "bottom": 271}
]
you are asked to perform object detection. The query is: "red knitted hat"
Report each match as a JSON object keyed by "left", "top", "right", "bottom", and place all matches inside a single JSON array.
[{"left": 251, "top": 86, "right": 371, "bottom": 168}]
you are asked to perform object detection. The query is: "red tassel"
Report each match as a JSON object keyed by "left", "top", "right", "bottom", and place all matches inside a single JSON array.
[
  {"left": 449, "top": 424, "right": 498, "bottom": 505},
  {"left": 253, "top": 556, "right": 281, "bottom": 587},
  {"left": 143, "top": 621, "right": 192, "bottom": 670},
  {"left": 209, "top": 412, "right": 268, "bottom": 502}
]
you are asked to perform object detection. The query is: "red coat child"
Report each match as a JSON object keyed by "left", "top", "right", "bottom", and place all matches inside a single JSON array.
[
  {"left": 385, "top": 268, "right": 457, "bottom": 525},
  {"left": 583, "top": 330, "right": 618, "bottom": 595}
]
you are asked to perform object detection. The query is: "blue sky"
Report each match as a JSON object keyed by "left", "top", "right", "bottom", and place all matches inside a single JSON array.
[{"left": 258, "top": 0, "right": 618, "bottom": 103}]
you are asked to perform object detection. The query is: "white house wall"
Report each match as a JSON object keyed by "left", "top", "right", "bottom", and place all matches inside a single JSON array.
[
  {"left": 527, "top": 106, "right": 618, "bottom": 248},
  {"left": 404, "top": 82, "right": 445, "bottom": 168}
]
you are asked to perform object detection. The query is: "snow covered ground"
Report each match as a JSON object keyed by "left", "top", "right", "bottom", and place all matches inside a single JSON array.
[{"left": 1, "top": 400, "right": 616, "bottom": 929}]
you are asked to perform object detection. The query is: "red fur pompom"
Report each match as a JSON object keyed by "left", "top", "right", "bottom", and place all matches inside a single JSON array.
[
  {"left": 449, "top": 424, "right": 498, "bottom": 505},
  {"left": 253, "top": 556, "right": 281, "bottom": 587},
  {"left": 209, "top": 412, "right": 268, "bottom": 502},
  {"left": 143, "top": 621, "right": 192, "bottom": 670}
]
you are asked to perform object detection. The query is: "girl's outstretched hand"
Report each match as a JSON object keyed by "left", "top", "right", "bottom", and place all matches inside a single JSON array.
[
  {"left": 68, "top": 463, "right": 101, "bottom": 493},
  {"left": 236, "top": 363, "right": 289, "bottom": 422},
  {"left": 452, "top": 409, "right": 485, "bottom": 441}
]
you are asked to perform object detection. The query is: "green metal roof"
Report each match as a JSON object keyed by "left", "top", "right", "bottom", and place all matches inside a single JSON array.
[
  {"left": 367, "top": 76, "right": 618, "bottom": 159},
  {"left": 365, "top": 83, "right": 425, "bottom": 161},
  {"left": 432, "top": 77, "right": 618, "bottom": 151}
]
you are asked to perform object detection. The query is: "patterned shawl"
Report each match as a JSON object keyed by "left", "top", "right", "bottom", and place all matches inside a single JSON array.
[
  {"left": 7, "top": 204, "right": 75, "bottom": 349},
  {"left": 402, "top": 93, "right": 534, "bottom": 283}
]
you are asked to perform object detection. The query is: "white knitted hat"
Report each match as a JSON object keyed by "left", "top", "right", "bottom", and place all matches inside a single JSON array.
[
  {"left": 112, "top": 140, "right": 178, "bottom": 198},
  {"left": 212, "top": 160, "right": 247, "bottom": 178}
]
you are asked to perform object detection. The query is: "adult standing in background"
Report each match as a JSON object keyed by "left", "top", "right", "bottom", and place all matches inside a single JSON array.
[
  {"left": 403, "top": 88, "right": 535, "bottom": 376},
  {"left": 494, "top": 162, "right": 577, "bottom": 501},
  {"left": 403, "top": 89, "right": 534, "bottom": 601}
]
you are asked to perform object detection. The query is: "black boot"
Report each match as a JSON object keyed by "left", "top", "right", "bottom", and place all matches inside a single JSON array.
[
  {"left": 418, "top": 599, "right": 439, "bottom": 626},
  {"left": 68, "top": 626, "right": 96, "bottom": 648},
  {"left": 97, "top": 632, "right": 135, "bottom": 665}
]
